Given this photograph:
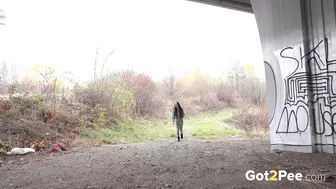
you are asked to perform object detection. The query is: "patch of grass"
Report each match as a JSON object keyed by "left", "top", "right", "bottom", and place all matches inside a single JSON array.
[
  {"left": 85, "top": 108, "right": 251, "bottom": 144},
  {"left": 86, "top": 119, "right": 176, "bottom": 144},
  {"left": 186, "top": 109, "right": 246, "bottom": 139}
]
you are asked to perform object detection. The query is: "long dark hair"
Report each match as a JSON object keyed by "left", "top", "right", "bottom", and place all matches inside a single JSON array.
[
  {"left": 174, "top": 103, "right": 178, "bottom": 113},
  {"left": 175, "top": 102, "right": 184, "bottom": 118},
  {"left": 176, "top": 102, "right": 182, "bottom": 110}
]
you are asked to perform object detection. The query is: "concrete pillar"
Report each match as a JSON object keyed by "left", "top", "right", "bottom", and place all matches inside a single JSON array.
[{"left": 251, "top": 0, "right": 336, "bottom": 153}]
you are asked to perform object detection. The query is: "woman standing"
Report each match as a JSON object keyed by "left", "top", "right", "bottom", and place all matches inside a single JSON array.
[{"left": 172, "top": 102, "right": 184, "bottom": 142}]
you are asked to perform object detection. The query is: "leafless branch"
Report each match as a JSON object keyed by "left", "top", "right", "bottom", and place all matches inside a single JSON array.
[
  {"left": 100, "top": 49, "right": 115, "bottom": 81},
  {"left": 94, "top": 47, "right": 99, "bottom": 83}
]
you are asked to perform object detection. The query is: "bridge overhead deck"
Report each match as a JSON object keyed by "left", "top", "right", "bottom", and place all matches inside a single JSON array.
[{"left": 187, "top": 0, "right": 252, "bottom": 13}]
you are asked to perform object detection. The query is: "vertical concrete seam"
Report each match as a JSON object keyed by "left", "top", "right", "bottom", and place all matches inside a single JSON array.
[
  {"left": 321, "top": 0, "right": 335, "bottom": 152},
  {"left": 300, "top": 0, "right": 317, "bottom": 152},
  {"left": 309, "top": 0, "right": 325, "bottom": 151},
  {"left": 334, "top": 0, "right": 336, "bottom": 27}
]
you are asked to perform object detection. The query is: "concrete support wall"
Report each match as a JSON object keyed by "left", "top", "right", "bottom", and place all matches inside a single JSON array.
[{"left": 251, "top": 0, "right": 336, "bottom": 153}]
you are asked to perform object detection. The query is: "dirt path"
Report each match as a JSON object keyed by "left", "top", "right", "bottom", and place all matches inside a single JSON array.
[{"left": 1, "top": 136, "right": 336, "bottom": 189}]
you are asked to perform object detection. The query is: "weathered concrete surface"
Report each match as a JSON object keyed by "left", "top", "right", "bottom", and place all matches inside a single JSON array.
[
  {"left": 187, "top": 0, "right": 252, "bottom": 13},
  {"left": 251, "top": 0, "right": 336, "bottom": 153},
  {"left": 189, "top": 0, "right": 336, "bottom": 153}
]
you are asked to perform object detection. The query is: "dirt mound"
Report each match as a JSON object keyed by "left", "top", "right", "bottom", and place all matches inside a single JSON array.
[
  {"left": 0, "top": 113, "right": 67, "bottom": 150},
  {"left": 0, "top": 95, "right": 95, "bottom": 152}
]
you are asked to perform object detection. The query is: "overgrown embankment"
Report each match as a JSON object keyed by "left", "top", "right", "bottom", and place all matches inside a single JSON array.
[{"left": 0, "top": 61, "right": 268, "bottom": 153}]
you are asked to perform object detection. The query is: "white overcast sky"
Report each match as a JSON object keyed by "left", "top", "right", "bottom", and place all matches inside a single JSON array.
[{"left": 0, "top": 0, "right": 264, "bottom": 82}]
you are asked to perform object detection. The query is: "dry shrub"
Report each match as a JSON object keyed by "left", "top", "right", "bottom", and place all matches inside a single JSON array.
[
  {"left": 145, "top": 94, "right": 168, "bottom": 119},
  {"left": 178, "top": 95, "right": 227, "bottom": 116},
  {"left": 239, "top": 78, "right": 266, "bottom": 106},
  {"left": 75, "top": 77, "right": 136, "bottom": 123},
  {"left": 76, "top": 71, "right": 167, "bottom": 121},
  {"left": 0, "top": 99, "right": 10, "bottom": 112},
  {"left": 8, "top": 95, "right": 45, "bottom": 119},
  {"left": 0, "top": 83, "right": 6, "bottom": 95},
  {"left": 57, "top": 99, "right": 95, "bottom": 129},
  {"left": 176, "top": 97, "right": 207, "bottom": 116},
  {"left": 74, "top": 84, "right": 100, "bottom": 108},
  {"left": 216, "top": 83, "right": 239, "bottom": 108},
  {"left": 229, "top": 104, "right": 268, "bottom": 132},
  {"left": 177, "top": 98, "right": 200, "bottom": 115},
  {"left": 201, "top": 94, "right": 226, "bottom": 110},
  {"left": 114, "top": 71, "right": 166, "bottom": 118},
  {"left": 132, "top": 74, "right": 159, "bottom": 116},
  {"left": 0, "top": 113, "right": 65, "bottom": 149},
  {"left": 0, "top": 94, "right": 83, "bottom": 149}
]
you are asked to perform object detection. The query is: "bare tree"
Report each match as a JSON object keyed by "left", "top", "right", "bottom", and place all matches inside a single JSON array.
[
  {"left": 0, "top": 61, "right": 8, "bottom": 83},
  {"left": 93, "top": 47, "right": 99, "bottom": 83},
  {"left": 100, "top": 49, "right": 115, "bottom": 82},
  {"left": 227, "top": 61, "right": 246, "bottom": 94},
  {"left": 10, "top": 63, "right": 19, "bottom": 84},
  {"left": 162, "top": 70, "right": 181, "bottom": 103},
  {"left": 0, "top": 9, "right": 5, "bottom": 26},
  {"left": 93, "top": 47, "right": 115, "bottom": 83},
  {"left": 226, "top": 61, "right": 266, "bottom": 105},
  {"left": 0, "top": 61, "right": 8, "bottom": 95}
]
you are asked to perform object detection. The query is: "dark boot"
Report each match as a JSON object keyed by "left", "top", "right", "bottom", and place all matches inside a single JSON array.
[
  {"left": 181, "top": 133, "right": 183, "bottom": 139},
  {"left": 177, "top": 137, "right": 180, "bottom": 142}
]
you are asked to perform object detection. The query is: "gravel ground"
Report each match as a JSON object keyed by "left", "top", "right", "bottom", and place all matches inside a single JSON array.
[{"left": 1, "top": 136, "right": 336, "bottom": 189}]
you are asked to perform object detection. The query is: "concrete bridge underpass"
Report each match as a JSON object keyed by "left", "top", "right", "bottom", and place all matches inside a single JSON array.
[{"left": 189, "top": 0, "right": 336, "bottom": 153}]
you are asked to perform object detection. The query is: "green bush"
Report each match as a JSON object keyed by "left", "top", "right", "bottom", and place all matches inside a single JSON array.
[
  {"left": 76, "top": 76, "right": 136, "bottom": 125},
  {"left": 0, "top": 139, "right": 9, "bottom": 153},
  {"left": 92, "top": 104, "right": 110, "bottom": 128},
  {"left": 10, "top": 95, "right": 44, "bottom": 115}
]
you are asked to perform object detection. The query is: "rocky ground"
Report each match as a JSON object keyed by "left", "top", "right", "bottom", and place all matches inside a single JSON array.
[{"left": 1, "top": 136, "right": 336, "bottom": 189}]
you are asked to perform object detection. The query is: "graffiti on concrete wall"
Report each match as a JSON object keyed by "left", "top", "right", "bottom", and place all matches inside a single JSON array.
[{"left": 273, "top": 38, "right": 336, "bottom": 136}]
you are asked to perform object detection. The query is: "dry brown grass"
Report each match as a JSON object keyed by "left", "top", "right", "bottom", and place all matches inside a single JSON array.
[
  {"left": 71, "top": 138, "right": 105, "bottom": 147},
  {"left": 0, "top": 95, "right": 93, "bottom": 152},
  {"left": 228, "top": 104, "right": 268, "bottom": 132}
]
